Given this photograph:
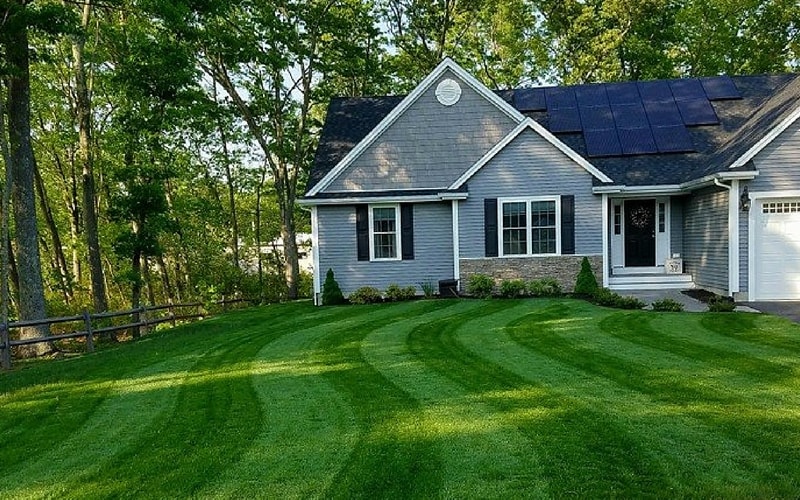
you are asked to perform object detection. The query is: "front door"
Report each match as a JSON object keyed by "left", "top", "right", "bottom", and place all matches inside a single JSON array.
[{"left": 625, "top": 199, "right": 656, "bottom": 267}]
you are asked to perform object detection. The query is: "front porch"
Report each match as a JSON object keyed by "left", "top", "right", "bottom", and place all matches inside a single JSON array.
[{"left": 605, "top": 195, "right": 695, "bottom": 291}]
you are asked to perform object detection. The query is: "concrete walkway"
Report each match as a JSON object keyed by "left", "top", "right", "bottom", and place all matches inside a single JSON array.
[{"left": 620, "top": 289, "right": 706, "bottom": 312}]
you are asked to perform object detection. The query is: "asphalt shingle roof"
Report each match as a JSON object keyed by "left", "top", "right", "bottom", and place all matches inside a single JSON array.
[{"left": 306, "top": 74, "right": 800, "bottom": 195}]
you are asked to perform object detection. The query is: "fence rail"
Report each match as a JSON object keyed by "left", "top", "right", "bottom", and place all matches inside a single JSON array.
[{"left": 0, "top": 298, "right": 252, "bottom": 369}]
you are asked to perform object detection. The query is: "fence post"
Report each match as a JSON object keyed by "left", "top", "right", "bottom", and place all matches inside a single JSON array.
[
  {"left": 82, "top": 310, "right": 95, "bottom": 353},
  {"left": 140, "top": 306, "right": 149, "bottom": 336},
  {"left": 168, "top": 301, "right": 176, "bottom": 327},
  {"left": 1, "top": 321, "right": 11, "bottom": 370}
]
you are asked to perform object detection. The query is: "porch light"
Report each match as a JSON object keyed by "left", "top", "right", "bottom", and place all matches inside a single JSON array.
[{"left": 740, "top": 186, "right": 751, "bottom": 212}]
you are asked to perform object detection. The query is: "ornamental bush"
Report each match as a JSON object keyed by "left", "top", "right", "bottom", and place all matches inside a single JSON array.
[
  {"left": 466, "top": 274, "right": 494, "bottom": 298},
  {"left": 385, "top": 283, "right": 417, "bottom": 302},
  {"left": 348, "top": 286, "right": 383, "bottom": 305},
  {"left": 321, "top": 268, "right": 345, "bottom": 305},
  {"left": 651, "top": 298, "right": 685, "bottom": 312},
  {"left": 499, "top": 279, "right": 527, "bottom": 298},
  {"left": 707, "top": 296, "right": 736, "bottom": 312},
  {"left": 592, "top": 288, "right": 646, "bottom": 309},
  {"left": 528, "top": 278, "right": 563, "bottom": 297},
  {"left": 574, "top": 257, "right": 599, "bottom": 297}
]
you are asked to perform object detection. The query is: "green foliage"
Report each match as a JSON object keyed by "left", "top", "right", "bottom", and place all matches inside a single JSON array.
[
  {"left": 466, "top": 274, "right": 495, "bottom": 299},
  {"left": 574, "top": 257, "right": 599, "bottom": 297},
  {"left": 528, "top": 278, "right": 563, "bottom": 297},
  {"left": 348, "top": 286, "right": 383, "bottom": 305},
  {"left": 651, "top": 298, "right": 685, "bottom": 312},
  {"left": 592, "top": 288, "right": 646, "bottom": 310},
  {"left": 321, "top": 269, "right": 345, "bottom": 305},
  {"left": 385, "top": 284, "right": 416, "bottom": 302},
  {"left": 499, "top": 279, "right": 527, "bottom": 298},
  {"left": 707, "top": 296, "right": 736, "bottom": 313},
  {"left": 418, "top": 280, "right": 436, "bottom": 299}
]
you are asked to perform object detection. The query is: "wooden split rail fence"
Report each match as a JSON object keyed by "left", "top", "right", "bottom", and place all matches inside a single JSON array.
[{"left": 0, "top": 298, "right": 251, "bottom": 370}]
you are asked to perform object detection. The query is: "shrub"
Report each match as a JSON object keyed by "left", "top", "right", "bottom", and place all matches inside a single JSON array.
[
  {"left": 707, "top": 296, "right": 736, "bottom": 312},
  {"left": 418, "top": 280, "right": 436, "bottom": 299},
  {"left": 528, "top": 278, "right": 563, "bottom": 297},
  {"left": 466, "top": 274, "right": 494, "bottom": 298},
  {"left": 322, "top": 269, "right": 345, "bottom": 305},
  {"left": 499, "top": 279, "right": 527, "bottom": 298},
  {"left": 592, "top": 288, "right": 646, "bottom": 309},
  {"left": 385, "top": 283, "right": 416, "bottom": 302},
  {"left": 651, "top": 298, "right": 684, "bottom": 312},
  {"left": 574, "top": 257, "right": 599, "bottom": 296},
  {"left": 348, "top": 286, "right": 383, "bottom": 305}
]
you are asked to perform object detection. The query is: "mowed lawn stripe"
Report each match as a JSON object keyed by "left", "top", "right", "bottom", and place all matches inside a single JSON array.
[
  {"left": 502, "top": 300, "right": 799, "bottom": 496},
  {"left": 316, "top": 300, "right": 455, "bottom": 499},
  {"left": 407, "top": 299, "right": 673, "bottom": 497},
  {"left": 200, "top": 301, "right": 442, "bottom": 498},
  {"left": 362, "top": 300, "right": 549, "bottom": 499}
]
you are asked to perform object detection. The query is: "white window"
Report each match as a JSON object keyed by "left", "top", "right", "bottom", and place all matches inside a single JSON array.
[
  {"left": 499, "top": 197, "right": 560, "bottom": 256},
  {"left": 369, "top": 205, "right": 401, "bottom": 260}
]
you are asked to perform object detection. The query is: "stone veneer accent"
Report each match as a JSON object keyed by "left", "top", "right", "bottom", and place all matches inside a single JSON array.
[{"left": 459, "top": 255, "right": 604, "bottom": 293}]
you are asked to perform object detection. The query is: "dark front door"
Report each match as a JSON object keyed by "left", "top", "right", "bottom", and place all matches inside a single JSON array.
[{"left": 625, "top": 199, "right": 656, "bottom": 267}]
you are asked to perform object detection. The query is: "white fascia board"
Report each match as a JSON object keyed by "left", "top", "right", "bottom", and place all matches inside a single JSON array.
[
  {"left": 450, "top": 118, "right": 613, "bottom": 189},
  {"left": 592, "top": 184, "right": 682, "bottom": 196},
  {"left": 299, "top": 193, "right": 466, "bottom": 206},
  {"left": 680, "top": 171, "right": 759, "bottom": 191},
  {"left": 307, "top": 58, "right": 526, "bottom": 197},
  {"left": 728, "top": 104, "right": 800, "bottom": 170}
]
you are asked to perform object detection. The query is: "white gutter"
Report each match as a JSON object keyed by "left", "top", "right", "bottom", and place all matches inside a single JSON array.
[{"left": 299, "top": 193, "right": 468, "bottom": 206}]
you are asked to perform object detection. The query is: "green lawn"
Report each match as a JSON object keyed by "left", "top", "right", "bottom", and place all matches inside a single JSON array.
[{"left": 2, "top": 298, "right": 800, "bottom": 498}]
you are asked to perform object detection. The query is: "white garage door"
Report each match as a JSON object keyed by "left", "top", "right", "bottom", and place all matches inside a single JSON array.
[{"left": 754, "top": 199, "right": 800, "bottom": 300}]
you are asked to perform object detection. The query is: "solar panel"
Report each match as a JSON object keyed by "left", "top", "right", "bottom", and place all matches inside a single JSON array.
[
  {"left": 513, "top": 88, "right": 547, "bottom": 111},
  {"left": 677, "top": 98, "right": 719, "bottom": 126},
  {"left": 611, "top": 103, "right": 649, "bottom": 128},
  {"left": 606, "top": 82, "right": 640, "bottom": 105},
  {"left": 584, "top": 128, "right": 622, "bottom": 157},
  {"left": 618, "top": 127, "right": 658, "bottom": 155},
  {"left": 637, "top": 81, "right": 673, "bottom": 102},
  {"left": 644, "top": 100, "right": 683, "bottom": 126},
  {"left": 701, "top": 76, "right": 741, "bottom": 100},
  {"left": 669, "top": 79, "right": 705, "bottom": 100},
  {"left": 574, "top": 85, "right": 608, "bottom": 107},
  {"left": 652, "top": 125, "right": 694, "bottom": 153},
  {"left": 579, "top": 105, "right": 615, "bottom": 130},
  {"left": 549, "top": 107, "right": 582, "bottom": 133},
  {"left": 545, "top": 87, "right": 577, "bottom": 109}
]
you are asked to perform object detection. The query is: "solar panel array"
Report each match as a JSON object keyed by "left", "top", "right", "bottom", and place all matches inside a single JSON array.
[{"left": 514, "top": 76, "right": 740, "bottom": 157}]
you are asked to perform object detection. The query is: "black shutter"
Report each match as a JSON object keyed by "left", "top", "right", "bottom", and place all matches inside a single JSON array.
[
  {"left": 561, "top": 195, "right": 575, "bottom": 255},
  {"left": 484, "top": 198, "right": 498, "bottom": 257},
  {"left": 356, "top": 205, "right": 369, "bottom": 261},
  {"left": 400, "top": 204, "right": 414, "bottom": 260}
]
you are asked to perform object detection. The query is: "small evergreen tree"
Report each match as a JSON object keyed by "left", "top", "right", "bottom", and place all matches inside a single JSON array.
[
  {"left": 322, "top": 268, "right": 345, "bottom": 305},
  {"left": 574, "top": 257, "right": 599, "bottom": 296}
]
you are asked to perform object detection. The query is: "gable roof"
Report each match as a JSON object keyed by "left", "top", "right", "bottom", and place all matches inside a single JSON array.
[{"left": 306, "top": 72, "right": 800, "bottom": 195}]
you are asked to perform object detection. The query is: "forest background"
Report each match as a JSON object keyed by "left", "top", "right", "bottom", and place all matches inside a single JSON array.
[{"left": 0, "top": 0, "right": 797, "bottom": 351}]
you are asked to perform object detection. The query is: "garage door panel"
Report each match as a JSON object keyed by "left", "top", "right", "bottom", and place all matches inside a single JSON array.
[{"left": 754, "top": 198, "right": 800, "bottom": 300}]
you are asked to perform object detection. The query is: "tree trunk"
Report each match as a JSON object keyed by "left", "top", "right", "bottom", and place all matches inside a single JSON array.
[
  {"left": 34, "top": 162, "right": 73, "bottom": 303},
  {"left": 131, "top": 246, "right": 142, "bottom": 340},
  {"left": 142, "top": 256, "right": 156, "bottom": 306},
  {"left": 72, "top": 0, "right": 107, "bottom": 313},
  {"left": 255, "top": 167, "right": 265, "bottom": 303},
  {"left": 280, "top": 200, "right": 299, "bottom": 300},
  {"left": 6, "top": 6, "right": 51, "bottom": 355},
  {"left": 156, "top": 253, "right": 175, "bottom": 305}
]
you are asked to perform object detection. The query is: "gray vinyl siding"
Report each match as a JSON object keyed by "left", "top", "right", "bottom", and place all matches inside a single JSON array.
[
  {"left": 324, "top": 69, "right": 518, "bottom": 192},
  {"left": 748, "top": 119, "right": 800, "bottom": 192},
  {"left": 683, "top": 187, "right": 729, "bottom": 292},
  {"left": 670, "top": 198, "right": 684, "bottom": 256},
  {"left": 738, "top": 119, "right": 800, "bottom": 294},
  {"left": 317, "top": 202, "right": 454, "bottom": 295},
  {"left": 459, "top": 129, "right": 602, "bottom": 258}
]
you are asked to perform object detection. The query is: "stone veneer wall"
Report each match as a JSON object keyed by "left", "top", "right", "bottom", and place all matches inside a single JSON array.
[{"left": 459, "top": 255, "right": 604, "bottom": 293}]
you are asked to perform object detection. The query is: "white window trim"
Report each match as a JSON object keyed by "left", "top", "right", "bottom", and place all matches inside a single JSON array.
[
  {"left": 498, "top": 196, "right": 561, "bottom": 257},
  {"left": 368, "top": 204, "right": 402, "bottom": 261}
]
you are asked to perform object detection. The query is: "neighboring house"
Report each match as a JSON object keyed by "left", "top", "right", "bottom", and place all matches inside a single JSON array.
[
  {"left": 239, "top": 234, "right": 314, "bottom": 275},
  {"left": 301, "top": 59, "right": 800, "bottom": 303}
]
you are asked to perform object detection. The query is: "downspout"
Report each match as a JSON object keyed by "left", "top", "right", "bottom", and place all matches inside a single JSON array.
[{"left": 713, "top": 178, "right": 740, "bottom": 296}]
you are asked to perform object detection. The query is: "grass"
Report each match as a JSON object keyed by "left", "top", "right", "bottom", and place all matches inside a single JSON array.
[{"left": 2, "top": 298, "right": 800, "bottom": 498}]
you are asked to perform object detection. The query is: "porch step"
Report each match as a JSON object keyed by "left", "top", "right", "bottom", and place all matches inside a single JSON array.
[{"left": 608, "top": 273, "right": 694, "bottom": 291}]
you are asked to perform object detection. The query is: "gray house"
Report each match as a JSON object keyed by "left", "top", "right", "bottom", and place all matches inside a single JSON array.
[{"left": 301, "top": 59, "right": 800, "bottom": 303}]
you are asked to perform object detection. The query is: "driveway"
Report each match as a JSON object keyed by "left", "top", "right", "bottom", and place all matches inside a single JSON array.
[{"left": 746, "top": 302, "right": 800, "bottom": 323}]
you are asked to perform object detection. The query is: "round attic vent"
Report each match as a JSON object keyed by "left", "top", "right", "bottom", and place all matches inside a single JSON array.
[{"left": 435, "top": 78, "right": 462, "bottom": 106}]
